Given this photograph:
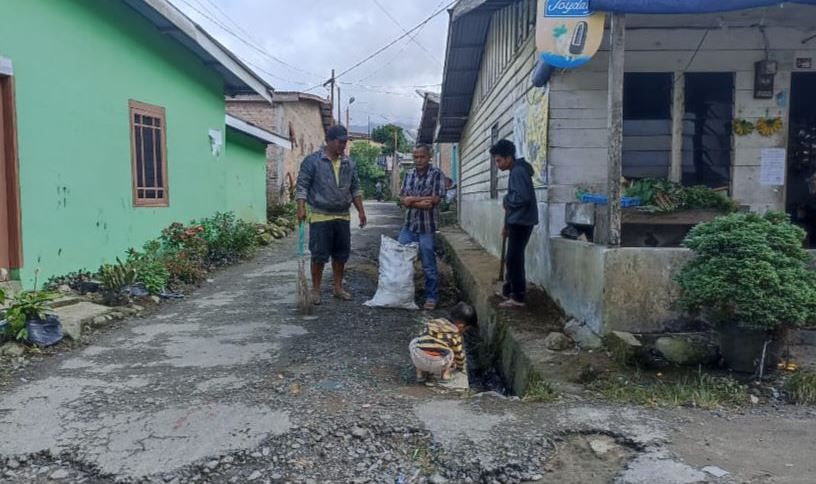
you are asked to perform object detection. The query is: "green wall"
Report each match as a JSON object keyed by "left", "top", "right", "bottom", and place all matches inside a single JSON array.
[
  {"left": 225, "top": 128, "right": 266, "bottom": 223},
  {"left": 0, "top": 0, "right": 256, "bottom": 287}
]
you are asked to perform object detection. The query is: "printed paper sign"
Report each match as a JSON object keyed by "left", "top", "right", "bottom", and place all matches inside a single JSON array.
[{"left": 760, "top": 148, "right": 786, "bottom": 186}]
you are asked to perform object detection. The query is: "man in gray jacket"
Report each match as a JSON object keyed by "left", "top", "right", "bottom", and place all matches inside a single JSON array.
[
  {"left": 491, "top": 139, "right": 538, "bottom": 308},
  {"left": 296, "top": 125, "right": 367, "bottom": 304}
]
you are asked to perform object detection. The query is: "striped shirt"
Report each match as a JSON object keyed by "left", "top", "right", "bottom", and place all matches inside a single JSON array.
[
  {"left": 400, "top": 166, "right": 446, "bottom": 234},
  {"left": 415, "top": 318, "right": 466, "bottom": 371}
]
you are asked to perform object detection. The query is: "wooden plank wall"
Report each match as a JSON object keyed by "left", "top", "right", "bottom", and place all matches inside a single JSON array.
[{"left": 460, "top": 23, "right": 816, "bottom": 221}]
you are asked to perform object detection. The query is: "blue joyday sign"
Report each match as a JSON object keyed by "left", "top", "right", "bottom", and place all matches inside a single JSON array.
[{"left": 546, "top": 0, "right": 591, "bottom": 17}]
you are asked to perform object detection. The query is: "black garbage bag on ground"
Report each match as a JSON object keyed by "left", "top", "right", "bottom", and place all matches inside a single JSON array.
[{"left": 26, "top": 314, "right": 63, "bottom": 347}]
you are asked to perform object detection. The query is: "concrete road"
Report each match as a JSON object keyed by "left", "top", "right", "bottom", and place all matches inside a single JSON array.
[{"left": 0, "top": 202, "right": 814, "bottom": 483}]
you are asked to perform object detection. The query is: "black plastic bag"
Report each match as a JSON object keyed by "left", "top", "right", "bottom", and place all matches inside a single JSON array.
[{"left": 26, "top": 315, "right": 63, "bottom": 347}]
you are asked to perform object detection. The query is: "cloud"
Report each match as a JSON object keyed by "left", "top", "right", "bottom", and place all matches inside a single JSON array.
[{"left": 169, "top": 0, "right": 451, "bottom": 128}]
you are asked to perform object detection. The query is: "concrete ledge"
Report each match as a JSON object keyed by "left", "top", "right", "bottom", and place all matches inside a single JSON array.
[{"left": 438, "top": 226, "right": 567, "bottom": 396}]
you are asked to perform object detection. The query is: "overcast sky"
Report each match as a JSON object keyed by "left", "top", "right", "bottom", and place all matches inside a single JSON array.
[{"left": 168, "top": 0, "right": 452, "bottom": 131}]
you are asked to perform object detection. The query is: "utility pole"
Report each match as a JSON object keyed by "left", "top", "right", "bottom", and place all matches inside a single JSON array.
[
  {"left": 337, "top": 86, "right": 342, "bottom": 125},
  {"left": 326, "top": 69, "right": 335, "bottom": 124},
  {"left": 345, "top": 106, "right": 350, "bottom": 131},
  {"left": 392, "top": 127, "right": 399, "bottom": 195}
]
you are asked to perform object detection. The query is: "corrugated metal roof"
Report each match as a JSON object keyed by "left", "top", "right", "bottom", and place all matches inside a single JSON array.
[
  {"left": 122, "top": 0, "right": 274, "bottom": 102},
  {"left": 437, "top": 0, "right": 517, "bottom": 143},
  {"left": 416, "top": 91, "right": 441, "bottom": 144}
]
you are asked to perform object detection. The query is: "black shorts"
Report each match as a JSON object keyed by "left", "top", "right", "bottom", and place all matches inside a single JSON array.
[{"left": 309, "top": 219, "right": 351, "bottom": 264}]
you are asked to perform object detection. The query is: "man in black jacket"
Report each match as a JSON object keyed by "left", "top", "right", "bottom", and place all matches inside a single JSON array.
[{"left": 491, "top": 140, "right": 539, "bottom": 308}]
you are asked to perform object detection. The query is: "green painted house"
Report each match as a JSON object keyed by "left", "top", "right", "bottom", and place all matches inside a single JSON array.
[{"left": 0, "top": 0, "right": 289, "bottom": 288}]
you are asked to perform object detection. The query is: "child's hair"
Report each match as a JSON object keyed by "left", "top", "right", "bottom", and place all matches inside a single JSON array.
[{"left": 449, "top": 302, "right": 477, "bottom": 328}]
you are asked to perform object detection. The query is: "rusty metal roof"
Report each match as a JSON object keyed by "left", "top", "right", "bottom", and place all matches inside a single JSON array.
[{"left": 437, "top": 0, "right": 517, "bottom": 142}]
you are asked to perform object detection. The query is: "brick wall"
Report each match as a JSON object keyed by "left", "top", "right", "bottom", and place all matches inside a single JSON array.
[{"left": 226, "top": 97, "right": 326, "bottom": 207}]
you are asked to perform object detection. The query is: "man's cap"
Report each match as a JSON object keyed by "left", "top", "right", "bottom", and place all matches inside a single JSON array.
[{"left": 326, "top": 125, "right": 348, "bottom": 141}]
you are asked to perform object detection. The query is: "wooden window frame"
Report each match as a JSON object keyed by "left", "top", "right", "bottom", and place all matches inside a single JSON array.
[
  {"left": 0, "top": 72, "right": 23, "bottom": 270},
  {"left": 129, "top": 100, "right": 169, "bottom": 207}
]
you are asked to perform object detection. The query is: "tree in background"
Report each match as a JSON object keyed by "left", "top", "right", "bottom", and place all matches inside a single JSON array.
[
  {"left": 371, "top": 124, "right": 411, "bottom": 154},
  {"left": 350, "top": 141, "right": 388, "bottom": 199}
]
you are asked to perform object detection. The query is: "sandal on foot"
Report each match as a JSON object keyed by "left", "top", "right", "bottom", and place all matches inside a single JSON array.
[
  {"left": 423, "top": 301, "right": 437, "bottom": 310},
  {"left": 332, "top": 289, "right": 352, "bottom": 301},
  {"left": 310, "top": 291, "right": 322, "bottom": 305}
]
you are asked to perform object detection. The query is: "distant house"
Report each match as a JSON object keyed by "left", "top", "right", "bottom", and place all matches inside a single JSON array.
[
  {"left": 0, "top": 0, "right": 281, "bottom": 288},
  {"left": 227, "top": 91, "right": 332, "bottom": 205},
  {"left": 438, "top": 0, "right": 816, "bottom": 334},
  {"left": 416, "top": 91, "right": 458, "bottom": 187}
]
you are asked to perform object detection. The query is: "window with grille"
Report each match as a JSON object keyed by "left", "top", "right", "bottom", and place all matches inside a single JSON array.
[{"left": 129, "top": 100, "right": 168, "bottom": 207}]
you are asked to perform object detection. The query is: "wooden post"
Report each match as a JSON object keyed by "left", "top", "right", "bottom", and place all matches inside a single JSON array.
[
  {"left": 606, "top": 13, "right": 625, "bottom": 247},
  {"left": 670, "top": 71, "right": 685, "bottom": 183}
]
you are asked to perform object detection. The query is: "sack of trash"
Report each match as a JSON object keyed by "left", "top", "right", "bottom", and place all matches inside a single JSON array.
[
  {"left": 364, "top": 235, "right": 419, "bottom": 310},
  {"left": 26, "top": 314, "right": 63, "bottom": 347}
]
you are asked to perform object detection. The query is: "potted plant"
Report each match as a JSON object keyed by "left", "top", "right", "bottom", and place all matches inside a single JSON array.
[
  {"left": 676, "top": 212, "right": 816, "bottom": 373},
  {"left": 4, "top": 290, "right": 59, "bottom": 344}
]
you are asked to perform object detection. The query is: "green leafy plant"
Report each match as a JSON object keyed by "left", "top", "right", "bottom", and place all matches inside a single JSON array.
[
  {"left": 126, "top": 241, "right": 169, "bottom": 295},
  {"left": 676, "top": 212, "right": 816, "bottom": 331},
  {"left": 623, "top": 178, "right": 737, "bottom": 213},
  {"left": 683, "top": 185, "right": 738, "bottom": 212},
  {"left": 196, "top": 212, "right": 258, "bottom": 265},
  {"left": 4, "top": 290, "right": 57, "bottom": 341},
  {"left": 98, "top": 258, "right": 138, "bottom": 305}
]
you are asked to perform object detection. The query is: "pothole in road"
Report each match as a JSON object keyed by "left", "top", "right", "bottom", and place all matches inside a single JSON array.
[{"left": 542, "top": 432, "right": 638, "bottom": 483}]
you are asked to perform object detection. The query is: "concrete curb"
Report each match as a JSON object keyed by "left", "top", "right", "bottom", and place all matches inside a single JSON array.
[{"left": 438, "top": 227, "right": 565, "bottom": 396}]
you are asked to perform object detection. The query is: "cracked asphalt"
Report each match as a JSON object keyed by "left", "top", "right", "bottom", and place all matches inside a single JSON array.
[{"left": 1, "top": 202, "right": 815, "bottom": 483}]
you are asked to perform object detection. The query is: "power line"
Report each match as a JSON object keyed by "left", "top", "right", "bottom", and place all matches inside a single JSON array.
[
  {"left": 334, "top": 1, "right": 455, "bottom": 80},
  {"left": 174, "top": 0, "right": 323, "bottom": 80},
  {"left": 370, "top": 0, "right": 443, "bottom": 66}
]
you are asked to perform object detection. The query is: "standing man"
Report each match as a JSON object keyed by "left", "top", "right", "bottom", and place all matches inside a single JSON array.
[
  {"left": 399, "top": 144, "right": 446, "bottom": 310},
  {"left": 296, "top": 125, "right": 367, "bottom": 305},
  {"left": 491, "top": 139, "right": 538, "bottom": 308}
]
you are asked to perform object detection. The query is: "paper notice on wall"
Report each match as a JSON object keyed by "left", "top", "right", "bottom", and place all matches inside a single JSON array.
[
  {"left": 760, "top": 148, "right": 786, "bottom": 186},
  {"left": 209, "top": 129, "right": 223, "bottom": 157},
  {"left": 0, "top": 57, "right": 13, "bottom": 76}
]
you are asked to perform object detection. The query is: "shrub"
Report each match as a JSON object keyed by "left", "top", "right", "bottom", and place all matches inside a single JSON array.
[
  {"left": 197, "top": 212, "right": 258, "bottom": 265},
  {"left": 43, "top": 270, "right": 94, "bottom": 292},
  {"left": 4, "top": 290, "right": 57, "bottom": 341},
  {"left": 98, "top": 258, "right": 138, "bottom": 305},
  {"left": 126, "top": 241, "right": 170, "bottom": 295},
  {"left": 676, "top": 212, "right": 816, "bottom": 331}
]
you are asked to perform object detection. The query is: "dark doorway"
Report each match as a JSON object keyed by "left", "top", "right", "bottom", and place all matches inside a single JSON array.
[
  {"left": 682, "top": 73, "right": 735, "bottom": 189},
  {"left": 622, "top": 72, "right": 673, "bottom": 179},
  {"left": 786, "top": 72, "right": 816, "bottom": 246}
]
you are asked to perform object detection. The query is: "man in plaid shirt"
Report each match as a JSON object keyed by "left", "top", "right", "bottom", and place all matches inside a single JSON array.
[{"left": 399, "top": 144, "right": 446, "bottom": 310}]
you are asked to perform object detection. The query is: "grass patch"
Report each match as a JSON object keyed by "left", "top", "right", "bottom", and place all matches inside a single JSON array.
[
  {"left": 523, "top": 378, "right": 558, "bottom": 403},
  {"left": 785, "top": 370, "right": 816, "bottom": 405},
  {"left": 596, "top": 370, "right": 748, "bottom": 410}
]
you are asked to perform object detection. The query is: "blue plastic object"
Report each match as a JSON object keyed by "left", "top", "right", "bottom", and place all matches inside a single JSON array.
[
  {"left": 580, "top": 193, "right": 641, "bottom": 207},
  {"left": 26, "top": 315, "right": 63, "bottom": 347},
  {"left": 590, "top": 0, "right": 816, "bottom": 14}
]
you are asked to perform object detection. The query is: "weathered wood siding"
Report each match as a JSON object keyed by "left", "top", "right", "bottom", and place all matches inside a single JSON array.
[
  {"left": 550, "top": 25, "right": 815, "bottom": 214},
  {"left": 457, "top": 8, "right": 815, "bottom": 290},
  {"left": 458, "top": 0, "right": 551, "bottom": 282}
]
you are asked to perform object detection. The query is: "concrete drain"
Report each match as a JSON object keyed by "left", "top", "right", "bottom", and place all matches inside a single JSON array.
[{"left": 542, "top": 433, "right": 637, "bottom": 483}]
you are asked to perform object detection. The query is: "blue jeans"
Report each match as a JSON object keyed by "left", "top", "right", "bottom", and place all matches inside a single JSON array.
[{"left": 398, "top": 228, "right": 438, "bottom": 303}]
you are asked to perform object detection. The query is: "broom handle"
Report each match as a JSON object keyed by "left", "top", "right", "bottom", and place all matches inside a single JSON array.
[{"left": 298, "top": 222, "right": 305, "bottom": 257}]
